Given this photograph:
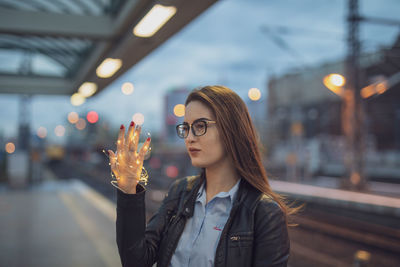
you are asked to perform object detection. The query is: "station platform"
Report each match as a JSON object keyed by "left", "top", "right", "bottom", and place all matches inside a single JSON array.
[
  {"left": 270, "top": 179, "right": 400, "bottom": 217},
  {"left": 1, "top": 174, "right": 399, "bottom": 267},
  {"left": 0, "top": 179, "right": 120, "bottom": 267}
]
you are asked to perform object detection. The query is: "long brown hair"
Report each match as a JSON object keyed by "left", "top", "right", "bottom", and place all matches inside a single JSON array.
[{"left": 185, "top": 85, "right": 297, "bottom": 220}]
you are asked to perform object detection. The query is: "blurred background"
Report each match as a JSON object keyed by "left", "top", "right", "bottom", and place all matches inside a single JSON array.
[{"left": 0, "top": 0, "right": 399, "bottom": 266}]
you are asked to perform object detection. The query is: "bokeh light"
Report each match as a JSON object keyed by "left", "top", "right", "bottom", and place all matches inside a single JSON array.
[
  {"left": 149, "top": 157, "right": 161, "bottom": 169},
  {"left": 5, "top": 142, "right": 15, "bottom": 154},
  {"left": 96, "top": 58, "right": 122, "bottom": 78},
  {"left": 37, "top": 127, "right": 47, "bottom": 138},
  {"left": 173, "top": 104, "right": 185, "bottom": 117},
  {"left": 76, "top": 118, "right": 86, "bottom": 130},
  {"left": 323, "top": 73, "right": 346, "bottom": 96},
  {"left": 121, "top": 82, "right": 134, "bottom": 95},
  {"left": 248, "top": 88, "right": 261, "bottom": 101},
  {"left": 78, "top": 82, "right": 97, "bottom": 97},
  {"left": 70, "top": 93, "right": 86, "bottom": 106},
  {"left": 87, "top": 111, "right": 99, "bottom": 124},
  {"left": 68, "top": 112, "right": 79, "bottom": 124},
  {"left": 55, "top": 125, "right": 65, "bottom": 137},
  {"left": 132, "top": 113, "right": 145, "bottom": 125},
  {"left": 329, "top": 74, "right": 346, "bottom": 87},
  {"left": 165, "top": 165, "right": 178, "bottom": 178}
]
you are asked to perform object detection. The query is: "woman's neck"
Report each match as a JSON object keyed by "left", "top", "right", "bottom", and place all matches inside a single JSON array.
[{"left": 204, "top": 159, "right": 239, "bottom": 203}]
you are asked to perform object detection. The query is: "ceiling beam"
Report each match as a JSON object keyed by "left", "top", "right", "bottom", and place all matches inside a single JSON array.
[
  {"left": 0, "top": 7, "right": 114, "bottom": 39},
  {"left": 0, "top": 74, "right": 72, "bottom": 95},
  {"left": 78, "top": 0, "right": 219, "bottom": 96}
]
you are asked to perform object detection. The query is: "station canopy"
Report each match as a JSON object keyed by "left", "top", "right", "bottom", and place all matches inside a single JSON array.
[{"left": 0, "top": 0, "right": 218, "bottom": 96}]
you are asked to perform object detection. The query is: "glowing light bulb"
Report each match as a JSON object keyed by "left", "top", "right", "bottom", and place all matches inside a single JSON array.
[
  {"left": 248, "top": 88, "right": 261, "bottom": 101},
  {"left": 173, "top": 104, "right": 185, "bottom": 117},
  {"left": 68, "top": 112, "right": 79, "bottom": 124},
  {"left": 121, "top": 82, "right": 134, "bottom": 95}
]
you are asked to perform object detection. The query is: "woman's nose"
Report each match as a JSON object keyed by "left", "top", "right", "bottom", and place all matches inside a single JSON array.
[{"left": 186, "top": 128, "right": 196, "bottom": 142}]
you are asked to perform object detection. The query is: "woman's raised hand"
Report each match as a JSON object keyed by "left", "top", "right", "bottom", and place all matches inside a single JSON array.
[{"left": 108, "top": 121, "right": 151, "bottom": 194}]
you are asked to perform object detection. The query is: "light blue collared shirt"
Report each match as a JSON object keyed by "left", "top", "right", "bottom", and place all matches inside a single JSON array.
[{"left": 170, "top": 178, "right": 241, "bottom": 267}]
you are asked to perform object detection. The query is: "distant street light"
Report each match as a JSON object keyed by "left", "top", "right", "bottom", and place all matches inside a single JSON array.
[
  {"left": 248, "top": 88, "right": 261, "bottom": 101},
  {"left": 121, "top": 82, "right": 134, "bottom": 95},
  {"left": 173, "top": 104, "right": 185, "bottom": 117},
  {"left": 323, "top": 73, "right": 346, "bottom": 96}
]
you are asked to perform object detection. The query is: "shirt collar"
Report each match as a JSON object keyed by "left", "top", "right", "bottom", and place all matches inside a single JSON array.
[{"left": 196, "top": 178, "right": 241, "bottom": 205}]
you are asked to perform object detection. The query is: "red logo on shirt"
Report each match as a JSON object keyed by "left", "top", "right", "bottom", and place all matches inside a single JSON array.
[{"left": 213, "top": 226, "right": 222, "bottom": 231}]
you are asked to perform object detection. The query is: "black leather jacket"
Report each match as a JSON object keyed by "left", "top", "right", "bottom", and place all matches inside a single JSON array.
[{"left": 116, "top": 174, "right": 290, "bottom": 267}]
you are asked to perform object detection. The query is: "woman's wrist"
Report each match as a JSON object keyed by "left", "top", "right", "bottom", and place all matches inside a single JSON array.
[{"left": 118, "top": 179, "right": 138, "bottom": 194}]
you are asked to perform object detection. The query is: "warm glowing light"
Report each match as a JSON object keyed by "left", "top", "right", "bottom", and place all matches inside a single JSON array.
[
  {"left": 330, "top": 74, "right": 345, "bottom": 87},
  {"left": 76, "top": 118, "right": 86, "bottom": 130},
  {"left": 133, "top": 4, "right": 177, "bottom": 38},
  {"left": 291, "top": 122, "right": 304, "bottom": 136},
  {"left": 360, "top": 80, "right": 388, "bottom": 99},
  {"left": 37, "top": 127, "right": 47, "bottom": 138},
  {"left": 86, "top": 111, "right": 99, "bottom": 124},
  {"left": 68, "top": 112, "right": 79, "bottom": 124},
  {"left": 355, "top": 250, "right": 371, "bottom": 261},
  {"left": 350, "top": 172, "right": 361, "bottom": 185},
  {"left": 5, "top": 142, "right": 15, "bottom": 153},
  {"left": 121, "top": 82, "right": 134, "bottom": 95},
  {"left": 323, "top": 74, "right": 346, "bottom": 96},
  {"left": 165, "top": 165, "right": 179, "bottom": 178},
  {"left": 78, "top": 82, "right": 97, "bottom": 97},
  {"left": 149, "top": 157, "right": 161, "bottom": 169},
  {"left": 70, "top": 93, "right": 86, "bottom": 106},
  {"left": 360, "top": 84, "right": 376, "bottom": 99},
  {"left": 96, "top": 58, "right": 122, "bottom": 78},
  {"left": 54, "top": 125, "right": 65, "bottom": 137},
  {"left": 248, "top": 88, "right": 261, "bottom": 101},
  {"left": 376, "top": 82, "right": 387, "bottom": 94},
  {"left": 173, "top": 104, "right": 185, "bottom": 117},
  {"left": 132, "top": 113, "right": 145, "bottom": 125}
]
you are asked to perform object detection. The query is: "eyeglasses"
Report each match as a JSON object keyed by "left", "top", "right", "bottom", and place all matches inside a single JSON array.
[{"left": 176, "top": 119, "right": 217, "bottom": 139}]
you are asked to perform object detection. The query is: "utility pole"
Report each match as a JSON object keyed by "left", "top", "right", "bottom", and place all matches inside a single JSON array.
[{"left": 343, "top": 0, "right": 366, "bottom": 189}]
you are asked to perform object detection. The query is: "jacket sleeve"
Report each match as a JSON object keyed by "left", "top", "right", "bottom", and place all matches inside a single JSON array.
[
  {"left": 116, "top": 180, "right": 182, "bottom": 267},
  {"left": 252, "top": 198, "right": 290, "bottom": 267}
]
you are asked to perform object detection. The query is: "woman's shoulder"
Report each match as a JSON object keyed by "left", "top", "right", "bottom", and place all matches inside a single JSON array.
[
  {"left": 255, "top": 194, "right": 284, "bottom": 217},
  {"left": 166, "top": 174, "right": 202, "bottom": 196}
]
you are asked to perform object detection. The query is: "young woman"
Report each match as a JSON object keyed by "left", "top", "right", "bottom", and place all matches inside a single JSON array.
[{"left": 108, "top": 85, "right": 291, "bottom": 267}]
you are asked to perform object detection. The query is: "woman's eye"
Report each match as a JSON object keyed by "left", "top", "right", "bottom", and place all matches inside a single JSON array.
[{"left": 195, "top": 123, "right": 205, "bottom": 130}]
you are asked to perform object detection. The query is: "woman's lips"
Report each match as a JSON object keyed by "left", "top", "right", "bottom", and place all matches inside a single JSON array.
[{"left": 188, "top": 148, "right": 201, "bottom": 155}]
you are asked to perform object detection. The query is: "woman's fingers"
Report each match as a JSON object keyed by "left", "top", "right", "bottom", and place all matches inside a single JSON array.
[
  {"left": 127, "top": 121, "right": 135, "bottom": 151},
  {"left": 117, "top": 124, "right": 125, "bottom": 161},
  {"left": 138, "top": 137, "right": 151, "bottom": 162},
  {"left": 108, "top": 150, "right": 119, "bottom": 178},
  {"left": 133, "top": 125, "right": 141, "bottom": 153}
]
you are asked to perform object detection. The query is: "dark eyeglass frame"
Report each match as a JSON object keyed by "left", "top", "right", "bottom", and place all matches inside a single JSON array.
[{"left": 176, "top": 119, "right": 217, "bottom": 139}]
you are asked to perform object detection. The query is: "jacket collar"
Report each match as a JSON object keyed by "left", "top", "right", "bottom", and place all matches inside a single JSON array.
[{"left": 181, "top": 172, "right": 263, "bottom": 218}]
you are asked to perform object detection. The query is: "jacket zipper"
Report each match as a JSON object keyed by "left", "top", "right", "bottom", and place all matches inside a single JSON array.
[{"left": 214, "top": 203, "right": 240, "bottom": 266}]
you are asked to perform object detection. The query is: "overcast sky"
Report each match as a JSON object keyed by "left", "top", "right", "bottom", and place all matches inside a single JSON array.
[{"left": 1, "top": 0, "right": 399, "bottom": 143}]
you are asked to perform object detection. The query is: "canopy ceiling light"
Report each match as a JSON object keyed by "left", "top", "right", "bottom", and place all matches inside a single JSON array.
[
  {"left": 133, "top": 4, "right": 177, "bottom": 38},
  {"left": 78, "top": 82, "right": 97, "bottom": 97},
  {"left": 96, "top": 58, "right": 122, "bottom": 78}
]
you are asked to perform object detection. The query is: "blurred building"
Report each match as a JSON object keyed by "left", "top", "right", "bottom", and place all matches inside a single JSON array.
[
  {"left": 245, "top": 97, "right": 267, "bottom": 143},
  {"left": 162, "top": 87, "right": 190, "bottom": 145},
  {"left": 364, "top": 35, "right": 400, "bottom": 151},
  {"left": 266, "top": 34, "right": 400, "bottom": 179}
]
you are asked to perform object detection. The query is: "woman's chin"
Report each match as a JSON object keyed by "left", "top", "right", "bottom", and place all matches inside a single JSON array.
[{"left": 190, "top": 159, "right": 205, "bottom": 168}]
